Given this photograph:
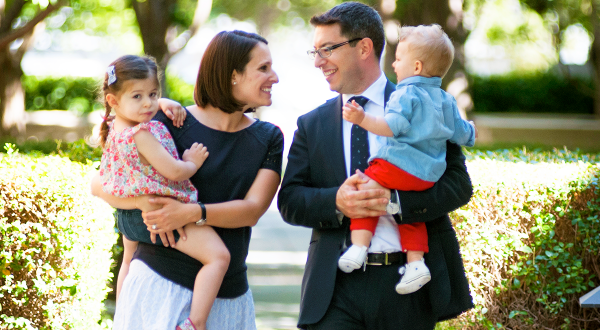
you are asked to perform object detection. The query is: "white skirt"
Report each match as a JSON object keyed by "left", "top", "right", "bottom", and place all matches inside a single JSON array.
[{"left": 113, "top": 260, "right": 257, "bottom": 330}]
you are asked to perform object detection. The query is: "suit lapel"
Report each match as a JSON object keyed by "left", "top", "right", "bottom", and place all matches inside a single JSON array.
[
  {"left": 321, "top": 95, "right": 347, "bottom": 186},
  {"left": 384, "top": 80, "right": 395, "bottom": 106}
]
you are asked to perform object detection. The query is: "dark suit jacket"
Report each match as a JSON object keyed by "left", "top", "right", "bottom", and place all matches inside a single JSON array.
[{"left": 277, "top": 80, "right": 474, "bottom": 328}]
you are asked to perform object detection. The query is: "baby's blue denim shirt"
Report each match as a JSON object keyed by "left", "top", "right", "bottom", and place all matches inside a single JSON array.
[{"left": 372, "top": 76, "right": 475, "bottom": 182}]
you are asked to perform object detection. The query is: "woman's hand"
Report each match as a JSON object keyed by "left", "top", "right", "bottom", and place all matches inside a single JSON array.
[
  {"left": 142, "top": 197, "right": 201, "bottom": 246},
  {"left": 158, "top": 98, "right": 186, "bottom": 127}
]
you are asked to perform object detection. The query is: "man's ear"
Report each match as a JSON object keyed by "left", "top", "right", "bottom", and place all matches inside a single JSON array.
[
  {"left": 414, "top": 60, "right": 423, "bottom": 75},
  {"left": 106, "top": 93, "right": 119, "bottom": 109},
  {"left": 358, "top": 38, "right": 374, "bottom": 60}
]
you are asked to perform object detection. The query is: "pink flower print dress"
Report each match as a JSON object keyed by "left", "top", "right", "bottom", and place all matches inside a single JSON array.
[{"left": 99, "top": 120, "right": 198, "bottom": 204}]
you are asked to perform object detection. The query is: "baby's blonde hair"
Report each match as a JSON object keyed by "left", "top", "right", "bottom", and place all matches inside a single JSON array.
[{"left": 398, "top": 24, "right": 454, "bottom": 78}]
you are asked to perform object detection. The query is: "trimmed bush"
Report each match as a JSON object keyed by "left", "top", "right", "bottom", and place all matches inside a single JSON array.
[
  {"left": 439, "top": 149, "right": 600, "bottom": 329},
  {"left": 470, "top": 73, "right": 594, "bottom": 114},
  {"left": 0, "top": 144, "right": 116, "bottom": 329},
  {"left": 165, "top": 71, "right": 195, "bottom": 108},
  {"left": 23, "top": 76, "right": 102, "bottom": 114}
]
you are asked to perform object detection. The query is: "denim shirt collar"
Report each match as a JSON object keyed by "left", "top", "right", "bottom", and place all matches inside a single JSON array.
[{"left": 397, "top": 76, "right": 442, "bottom": 88}]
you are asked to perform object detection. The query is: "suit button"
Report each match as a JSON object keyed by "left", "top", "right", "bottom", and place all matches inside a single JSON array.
[{"left": 423, "top": 208, "right": 427, "bottom": 213}]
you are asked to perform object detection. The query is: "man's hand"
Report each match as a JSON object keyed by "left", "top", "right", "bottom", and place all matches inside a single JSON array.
[{"left": 336, "top": 170, "right": 388, "bottom": 219}]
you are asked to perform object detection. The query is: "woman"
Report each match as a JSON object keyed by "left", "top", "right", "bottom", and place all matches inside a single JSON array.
[{"left": 91, "top": 30, "right": 282, "bottom": 329}]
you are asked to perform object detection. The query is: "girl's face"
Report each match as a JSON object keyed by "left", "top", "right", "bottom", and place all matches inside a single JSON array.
[
  {"left": 232, "top": 42, "right": 279, "bottom": 110},
  {"left": 107, "top": 78, "right": 159, "bottom": 127}
]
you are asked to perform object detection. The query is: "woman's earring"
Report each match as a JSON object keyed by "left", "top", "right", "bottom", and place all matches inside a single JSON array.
[{"left": 233, "top": 81, "right": 237, "bottom": 85}]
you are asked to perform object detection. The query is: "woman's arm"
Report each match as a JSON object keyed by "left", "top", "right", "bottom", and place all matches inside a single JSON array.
[{"left": 143, "top": 168, "right": 281, "bottom": 235}]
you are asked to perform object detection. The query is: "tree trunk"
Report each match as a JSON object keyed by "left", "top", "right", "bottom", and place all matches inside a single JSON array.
[
  {"left": 131, "top": 0, "right": 174, "bottom": 93},
  {"left": 132, "top": 0, "right": 212, "bottom": 96},
  {"left": 0, "top": 0, "right": 62, "bottom": 138},
  {"left": 0, "top": 23, "right": 39, "bottom": 138},
  {"left": 591, "top": 0, "right": 600, "bottom": 118},
  {"left": 0, "top": 49, "right": 26, "bottom": 137}
]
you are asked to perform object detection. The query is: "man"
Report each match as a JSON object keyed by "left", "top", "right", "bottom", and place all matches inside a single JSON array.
[{"left": 277, "top": 2, "right": 474, "bottom": 330}]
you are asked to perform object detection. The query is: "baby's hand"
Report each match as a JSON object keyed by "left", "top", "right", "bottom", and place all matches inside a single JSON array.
[
  {"left": 182, "top": 142, "right": 209, "bottom": 169},
  {"left": 343, "top": 100, "right": 366, "bottom": 125}
]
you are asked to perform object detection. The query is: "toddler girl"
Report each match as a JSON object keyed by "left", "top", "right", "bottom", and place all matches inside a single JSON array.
[{"left": 98, "top": 55, "right": 229, "bottom": 330}]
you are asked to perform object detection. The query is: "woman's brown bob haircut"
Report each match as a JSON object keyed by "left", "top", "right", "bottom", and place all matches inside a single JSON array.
[{"left": 194, "top": 30, "right": 268, "bottom": 114}]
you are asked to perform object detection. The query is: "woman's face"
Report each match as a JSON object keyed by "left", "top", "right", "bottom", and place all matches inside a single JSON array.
[{"left": 232, "top": 42, "right": 279, "bottom": 110}]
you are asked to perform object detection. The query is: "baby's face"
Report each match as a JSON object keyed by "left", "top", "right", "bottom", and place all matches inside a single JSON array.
[{"left": 392, "top": 41, "right": 420, "bottom": 83}]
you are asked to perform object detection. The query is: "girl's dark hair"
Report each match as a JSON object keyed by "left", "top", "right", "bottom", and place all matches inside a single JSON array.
[
  {"left": 99, "top": 55, "right": 160, "bottom": 148},
  {"left": 194, "top": 30, "right": 268, "bottom": 114}
]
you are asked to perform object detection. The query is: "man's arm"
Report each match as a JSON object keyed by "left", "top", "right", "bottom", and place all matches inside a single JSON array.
[
  {"left": 396, "top": 141, "right": 473, "bottom": 223},
  {"left": 278, "top": 118, "right": 386, "bottom": 229}
]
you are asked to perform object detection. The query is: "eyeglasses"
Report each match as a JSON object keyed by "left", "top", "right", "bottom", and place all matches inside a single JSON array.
[{"left": 307, "top": 38, "right": 364, "bottom": 59}]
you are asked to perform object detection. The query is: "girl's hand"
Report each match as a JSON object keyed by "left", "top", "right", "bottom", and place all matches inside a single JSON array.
[
  {"left": 342, "top": 100, "right": 366, "bottom": 125},
  {"left": 158, "top": 98, "right": 186, "bottom": 127},
  {"left": 182, "top": 142, "right": 209, "bottom": 170}
]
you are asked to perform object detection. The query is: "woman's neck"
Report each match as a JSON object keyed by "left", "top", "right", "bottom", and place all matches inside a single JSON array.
[{"left": 192, "top": 104, "right": 254, "bottom": 132}]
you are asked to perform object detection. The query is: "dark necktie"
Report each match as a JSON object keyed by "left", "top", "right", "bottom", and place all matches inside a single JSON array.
[{"left": 349, "top": 96, "right": 370, "bottom": 174}]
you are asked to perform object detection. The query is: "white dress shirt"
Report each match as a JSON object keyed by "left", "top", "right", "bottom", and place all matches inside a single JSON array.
[{"left": 341, "top": 72, "right": 402, "bottom": 253}]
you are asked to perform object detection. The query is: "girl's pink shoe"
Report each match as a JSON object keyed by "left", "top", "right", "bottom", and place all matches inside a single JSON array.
[{"left": 176, "top": 318, "right": 197, "bottom": 330}]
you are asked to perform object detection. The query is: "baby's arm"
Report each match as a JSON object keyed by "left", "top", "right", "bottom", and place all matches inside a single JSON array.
[
  {"left": 134, "top": 130, "right": 208, "bottom": 181},
  {"left": 343, "top": 100, "right": 394, "bottom": 137}
]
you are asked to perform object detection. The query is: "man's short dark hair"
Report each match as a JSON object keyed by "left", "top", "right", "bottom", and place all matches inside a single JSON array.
[{"left": 310, "top": 2, "right": 385, "bottom": 60}]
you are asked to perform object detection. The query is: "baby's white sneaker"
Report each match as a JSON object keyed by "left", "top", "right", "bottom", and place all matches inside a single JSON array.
[
  {"left": 338, "top": 245, "right": 368, "bottom": 273},
  {"left": 395, "top": 258, "right": 431, "bottom": 294}
]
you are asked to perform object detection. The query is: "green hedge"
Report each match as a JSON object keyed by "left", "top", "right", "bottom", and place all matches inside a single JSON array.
[
  {"left": 23, "top": 76, "right": 103, "bottom": 115},
  {"left": 0, "top": 144, "right": 116, "bottom": 329},
  {"left": 438, "top": 149, "right": 600, "bottom": 329},
  {"left": 23, "top": 73, "right": 195, "bottom": 114},
  {"left": 470, "top": 73, "right": 594, "bottom": 114},
  {"left": 24, "top": 72, "right": 595, "bottom": 115}
]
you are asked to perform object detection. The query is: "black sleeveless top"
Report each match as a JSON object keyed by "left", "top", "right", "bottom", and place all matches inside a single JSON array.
[{"left": 125, "top": 109, "right": 283, "bottom": 298}]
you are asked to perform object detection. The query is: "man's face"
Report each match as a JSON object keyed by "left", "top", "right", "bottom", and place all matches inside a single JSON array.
[{"left": 312, "top": 24, "right": 362, "bottom": 94}]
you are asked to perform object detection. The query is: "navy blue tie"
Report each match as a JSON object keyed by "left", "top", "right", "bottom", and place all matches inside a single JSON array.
[{"left": 349, "top": 96, "right": 370, "bottom": 174}]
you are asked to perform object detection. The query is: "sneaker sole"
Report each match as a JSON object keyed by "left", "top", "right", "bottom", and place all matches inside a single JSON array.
[
  {"left": 338, "top": 259, "right": 363, "bottom": 273},
  {"left": 395, "top": 274, "right": 431, "bottom": 294}
]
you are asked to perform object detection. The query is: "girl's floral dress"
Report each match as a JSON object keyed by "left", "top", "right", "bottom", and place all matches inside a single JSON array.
[{"left": 99, "top": 121, "right": 197, "bottom": 203}]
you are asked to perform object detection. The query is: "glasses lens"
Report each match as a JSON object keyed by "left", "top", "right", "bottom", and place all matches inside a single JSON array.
[
  {"left": 307, "top": 50, "right": 316, "bottom": 58},
  {"left": 320, "top": 48, "right": 332, "bottom": 58}
]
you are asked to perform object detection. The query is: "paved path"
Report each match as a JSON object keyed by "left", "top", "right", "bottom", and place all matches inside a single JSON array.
[{"left": 248, "top": 203, "right": 311, "bottom": 330}]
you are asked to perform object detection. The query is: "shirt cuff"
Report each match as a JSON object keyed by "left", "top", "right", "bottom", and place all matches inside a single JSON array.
[
  {"left": 335, "top": 209, "right": 344, "bottom": 225},
  {"left": 397, "top": 190, "right": 402, "bottom": 216}
]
